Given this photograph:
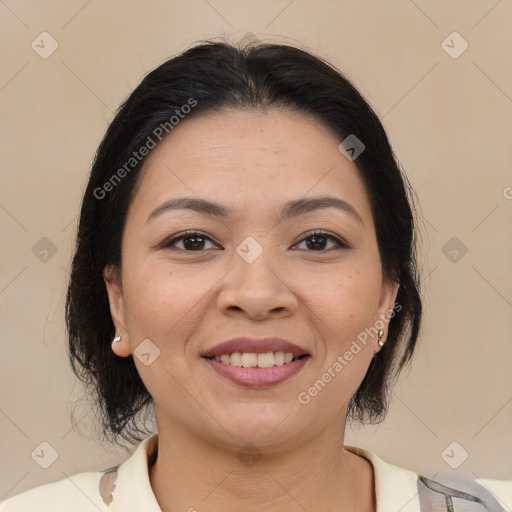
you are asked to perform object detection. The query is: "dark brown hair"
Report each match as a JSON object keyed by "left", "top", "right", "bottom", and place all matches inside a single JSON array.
[{"left": 66, "top": 39, "right": 423, "bottom": 445}]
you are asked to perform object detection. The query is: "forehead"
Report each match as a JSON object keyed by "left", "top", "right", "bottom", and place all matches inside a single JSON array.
[{"left": 128, "top": 108, "right": 373, "bottom": 227}]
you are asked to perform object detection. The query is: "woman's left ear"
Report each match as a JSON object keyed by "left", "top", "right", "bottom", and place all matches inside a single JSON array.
[
  {"left": 377, "top": 278, "right": 401, "bottom": 324},
  {"left": 103, "top": 264, "right": 132, "bottom": 357}
]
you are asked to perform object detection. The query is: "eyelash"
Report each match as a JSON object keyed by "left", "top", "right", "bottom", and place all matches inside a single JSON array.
[{"left": 160, "top": 229, "right": 349, "bottom": 252}]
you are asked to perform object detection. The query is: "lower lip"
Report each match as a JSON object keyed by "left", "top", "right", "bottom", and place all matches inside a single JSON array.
[{"left": 202, "top": 356, "right": 311, "bottom": 388}]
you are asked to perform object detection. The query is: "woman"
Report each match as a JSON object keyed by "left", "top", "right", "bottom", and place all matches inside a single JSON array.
[{"left": 1, "top": 40, "right": 507, "bottom": 512}]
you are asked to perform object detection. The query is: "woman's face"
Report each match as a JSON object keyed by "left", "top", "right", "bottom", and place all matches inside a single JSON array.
[{"left": 104, "top": 108, "right": 399, "bottom": 449}]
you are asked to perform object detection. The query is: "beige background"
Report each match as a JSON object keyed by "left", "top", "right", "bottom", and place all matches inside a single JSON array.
[{"left": 1, "top": 0, "right": 511, "bottom": 503}]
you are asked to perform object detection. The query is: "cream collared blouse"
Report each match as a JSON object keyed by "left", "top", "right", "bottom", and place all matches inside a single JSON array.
[{"left": 1, "top": 433, "right": 510, "bottom": 511}]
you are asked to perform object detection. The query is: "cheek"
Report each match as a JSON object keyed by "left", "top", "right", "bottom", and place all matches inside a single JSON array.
[
  {"left": 124, "top": 273, "right": 174, "bottom": 335},
  {"left": 307, "top": 262, "right": 381, "bottom": 331},
  {"left": 299, "top": 261, "right": 382, "bottom": 388},
  {"left": 298, "top": 264, "right": 381, "bottom": 409},
  {"left": 121, "top": 267, "right": 200, "bottom": 396},
  {"left": 121, "top": 261, "right": 212, "bottom": 347}
]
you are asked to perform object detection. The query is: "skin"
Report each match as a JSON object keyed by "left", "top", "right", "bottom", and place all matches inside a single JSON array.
[{"left": 104, "top": 107, "right": 400, "bottom": 512}]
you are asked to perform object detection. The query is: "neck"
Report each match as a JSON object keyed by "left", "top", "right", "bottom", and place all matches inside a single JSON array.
[{"left": 148, "top": 413, "right": 375, "bottom": 512}]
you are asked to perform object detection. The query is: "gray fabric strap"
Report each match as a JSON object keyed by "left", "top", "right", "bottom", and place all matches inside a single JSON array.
[{"left": 417, "top": 475, "right": 507, "bottom": 512}]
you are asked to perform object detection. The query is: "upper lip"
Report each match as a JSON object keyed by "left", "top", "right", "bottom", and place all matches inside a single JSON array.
[{"left": 201, "top": 337, "right": 310, "bottom": 358}]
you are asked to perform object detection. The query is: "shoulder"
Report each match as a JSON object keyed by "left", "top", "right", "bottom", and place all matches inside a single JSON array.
[
  {"left": 0, "top": 467, "right": 118, "bottom": 512},
  {"left": 345, "top": 445, "right": 511, "bottom": 512},
  {"left": 0, "top": 433, "right": 160, "bottom": 512}
]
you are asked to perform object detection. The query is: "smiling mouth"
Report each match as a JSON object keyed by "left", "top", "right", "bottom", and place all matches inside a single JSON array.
[
  {"left": 203, "top": 352, "right": 310, "bottom": 368},
  {"left": 202, "top": 352, "right": 311, "bottom": 388}
]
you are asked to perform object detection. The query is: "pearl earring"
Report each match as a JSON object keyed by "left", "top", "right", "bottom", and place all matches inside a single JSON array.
[{"left": 378, "top": 329, "right": 385, "bottom": 348}]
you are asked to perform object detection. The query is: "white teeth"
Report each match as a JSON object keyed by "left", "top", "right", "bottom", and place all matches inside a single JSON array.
[
  {"left": 230, "top": 352, "right": 242, "bottom": 366},
  {"left": 212, "top": 351, "right": 299, "bottom": 367},
  {"left": 257, "top": 352, "right": 274, "bottom": 368},
  {"left": 274, "top": 351, "right": 285, "bottom": 365},
  {"left": 241, "top": 352, "right": 258, "bottom": 367}
]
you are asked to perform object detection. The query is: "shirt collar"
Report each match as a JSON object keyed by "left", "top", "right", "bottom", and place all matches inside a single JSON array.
[
  {"left": 344, "top": 444, "right": 421, "bottom": 512},
  {"left": 109, "top": 434, "right": 420, "bottom": 512},
  {"left": 110, "top": 433, "right": 162, "bottom": 511}
]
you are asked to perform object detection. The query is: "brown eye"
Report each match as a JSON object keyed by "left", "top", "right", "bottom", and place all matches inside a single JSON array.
[
  {"left": 161, "top": 231, "right": 218, "bottom": 251},
  {"left": 293, "top": 230, "right": 349, "bottom": 251}
]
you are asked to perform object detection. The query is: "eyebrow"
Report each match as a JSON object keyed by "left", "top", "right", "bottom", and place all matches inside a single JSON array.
[{"left": 146, "top": 195, "right": 364, "bottom": 226}]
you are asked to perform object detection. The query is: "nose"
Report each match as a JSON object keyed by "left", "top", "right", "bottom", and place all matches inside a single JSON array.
[{"left": 216, "top": 249, "right": 298, "bottom": 320}]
